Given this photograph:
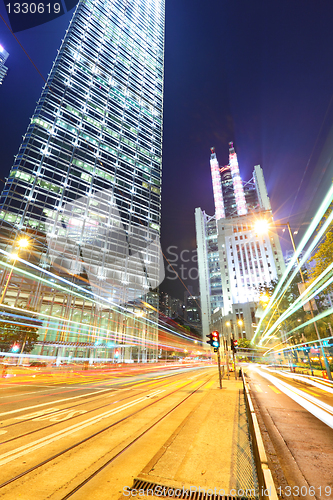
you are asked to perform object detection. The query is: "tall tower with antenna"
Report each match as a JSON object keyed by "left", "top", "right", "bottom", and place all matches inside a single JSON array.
[{"left": 196, "top": 144, "right": 285, "bottom": 341}]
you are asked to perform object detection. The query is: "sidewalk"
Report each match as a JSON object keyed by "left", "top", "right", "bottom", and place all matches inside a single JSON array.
[{"left": 126, "top": 377, "right": 259, "bottom": 499}]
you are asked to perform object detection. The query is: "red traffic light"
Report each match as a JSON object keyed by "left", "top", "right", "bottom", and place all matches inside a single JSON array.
[{"left": 207, "top": 331, "right": 220, "bottom": 349}]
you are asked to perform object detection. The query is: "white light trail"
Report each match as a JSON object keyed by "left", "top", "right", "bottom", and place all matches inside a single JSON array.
[
  {"left": 255, "top": 368, "right": 333, "bottom": 429},
  {"left": 254, "top": 182, "right": 333, "bottom": 344}
]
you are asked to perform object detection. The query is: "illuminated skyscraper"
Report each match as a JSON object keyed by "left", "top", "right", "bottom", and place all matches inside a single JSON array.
[
  {"left": 0, "top": 44, "right": 9, "bottom": 85},
  {"left": 0, "top": 0, "right": 165, "bottom": 362},
  {"left": 196, "top": 145, "right": 285, "bottom": 341}
]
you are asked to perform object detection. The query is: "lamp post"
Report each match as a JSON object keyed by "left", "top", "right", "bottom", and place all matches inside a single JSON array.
[
  {"left": 0, "top": 237, "right": 30, "bottom": 306},
  {"left": 255, "top": 219, "right": 332, "bottom": 381}
]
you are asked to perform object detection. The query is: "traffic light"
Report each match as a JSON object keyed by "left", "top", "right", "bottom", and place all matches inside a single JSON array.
[
  {"left": 206, "top": 331, "right": 220, "bottom": 351},
  {"left": 231, "top": 339, "right": 238, "bottom": 352},
  {"left": 211, "top": 331, "right": 220, "bottom": 352},
  {"left": 303, "top": 343, "right": 310, "bottom": 354},
  {"left": 11, "top": 343, "right": 20, "bottom": 353}
]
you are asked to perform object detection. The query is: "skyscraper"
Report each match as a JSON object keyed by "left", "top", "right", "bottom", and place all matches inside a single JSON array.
[
  {"left": 0, "top": 0, "right": 165, "bottom": 362},
  {"left": 0, "top": 44, "right": 9, "bottom": 85},
  {"left": 196, "top": 144, "right": 285, "bottom": 341}
]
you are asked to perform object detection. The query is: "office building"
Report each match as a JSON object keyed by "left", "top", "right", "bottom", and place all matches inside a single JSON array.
[
  {"left": 0, "top": 0, "right": 165, "bottom": 362},
  {"left": 0, "top": 44, "right": 9, "bottom": 85},
  {"left": 196, "top": 143, "right": 285, "bottom": 341}
]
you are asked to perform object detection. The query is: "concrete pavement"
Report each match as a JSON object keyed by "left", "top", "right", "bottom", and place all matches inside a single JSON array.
[{"left": 125, "top": 376, "right": 259, "bottom": 499}]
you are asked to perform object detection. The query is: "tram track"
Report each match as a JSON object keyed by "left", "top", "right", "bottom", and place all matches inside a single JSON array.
[
  {"left": 0, "top": 367, "right": 206, "bottom": 445},
  {"left": 0, "top": 370, "right": 215, "bottom": 495},
  {"left": 60, "top": 375, "right": 215, "bottom": 500}
]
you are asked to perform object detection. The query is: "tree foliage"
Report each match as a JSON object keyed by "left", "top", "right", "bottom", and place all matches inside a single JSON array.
[
  {"left": 308, "top": 202, "right": 333, "bottom": 294},
  {"left": 237, "top": 338, "right": 252, "bottom": 349}
]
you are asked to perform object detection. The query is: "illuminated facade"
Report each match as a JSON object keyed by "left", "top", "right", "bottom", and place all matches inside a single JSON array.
[
  {"left": 0, "top": 0, "right": 165, "bottom": 362},
  {"left": 228, "top": 142, "right": 247, "bottom": 216},
  {"left": 0, "top": 44, "right": 9, "bottom": 85},
  {"left": 196, "top": 146, "right": 285, "bottom": 341},
  {"left": 210, "top": 148, "right": 225, "bottom": 220}
]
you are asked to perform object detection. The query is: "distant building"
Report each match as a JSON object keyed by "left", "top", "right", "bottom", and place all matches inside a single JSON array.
[
  {"left": 184, "top": 288, "right": 201, "bottom": 332},
  {"left": 159, "top": 291, "right": 172, "bottom": 317},
  {"left": 195, "top": 143, "right": 285, "bottom": 342},
  {"left": 159, "top": 291, "right": 185, "bottom": 319},
  {"left": 0, "top": 44, "right": 9, "bottom": 85}
]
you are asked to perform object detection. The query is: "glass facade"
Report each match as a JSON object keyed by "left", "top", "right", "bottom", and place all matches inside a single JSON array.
[
  {"left": 0, "top": 44, "right": 9, "bottom": 85},
  {"left": 0, "top": 0, "right": 165, "bottom": 362}
]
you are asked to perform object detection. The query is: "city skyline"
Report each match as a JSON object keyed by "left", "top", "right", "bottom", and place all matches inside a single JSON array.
[
  {"left": 1, "top": 1, "right": 333, "bottom": 302},
  {"left": 0, "top": 4, "right": 332, "bottom": 494}
]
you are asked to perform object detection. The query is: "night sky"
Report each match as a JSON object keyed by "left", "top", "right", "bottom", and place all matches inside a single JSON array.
[{"left": 1, "top": 0, "right": 333, "bottom": 300}]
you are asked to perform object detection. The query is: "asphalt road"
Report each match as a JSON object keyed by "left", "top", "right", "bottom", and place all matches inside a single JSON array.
[
  {"left": 0, "top": 363, "right": 217, "bottom": 499},
  {"left": 246, "top": 366, "right": 333, "bottom": 500}
]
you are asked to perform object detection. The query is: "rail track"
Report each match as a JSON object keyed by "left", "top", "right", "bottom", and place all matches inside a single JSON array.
[{"left": 0, "top": 369, "right": 215, "bottom": 497}]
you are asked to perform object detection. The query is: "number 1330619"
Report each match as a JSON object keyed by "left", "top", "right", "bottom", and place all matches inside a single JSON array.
[
  {"left": 6, "top": 3, "right": 61, "bottom": 14},
  {"left": 278, "top": 486, "right": 332, "bottom": 497}
]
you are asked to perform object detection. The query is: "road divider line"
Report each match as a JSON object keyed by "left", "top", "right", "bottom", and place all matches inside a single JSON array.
[
  {"left": 301, "top": 388, "right": 320, "bottom": 397},
  {"left": 188, "top": 381, "right": 202, "bottom": 389},
  {"left": 268, "top": 385, "right": 281, "bottom": 394}
]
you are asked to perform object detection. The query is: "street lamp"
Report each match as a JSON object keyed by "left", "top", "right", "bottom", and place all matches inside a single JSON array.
[
  {"left": 260, "top": 293, "right": 270, "bottom": 304},
  {"left": 0, "top": 237, "right": 30, "bottom": 306},
  {"left": 255, "top": 219, "right": 332, "bottom": 380},
  {"left": 254, "top": 219, "right": 270, "bottom": 234}
]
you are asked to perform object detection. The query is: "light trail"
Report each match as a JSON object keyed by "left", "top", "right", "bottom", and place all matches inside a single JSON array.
[
  {"left": 253, "top": 183, "right": 333, "bottom": 344},
  {"left": 255, "top": 368, "right": 333, "bottom": 429},
  {"left": 263, "top": 366, "right": 333, "bottom": 393},
  {"left": 261, "top": 264, "right": 333, "bottom": 340},
  {"left": 0, "top": 249, "right": 197, "bottom": 347}
]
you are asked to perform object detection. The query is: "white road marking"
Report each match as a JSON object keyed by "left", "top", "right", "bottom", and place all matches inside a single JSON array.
[
  {"left": 0, "top": 388, "right": 112, "bottom": 417},
  {"left": 15, "top": 408, "right": 60, "bottom": 420},
  {"left": 0, "top": 387, "right": 63, "bottom": 398},
  {"left": 37, "top": 409, "right": 88, "bottom": 422},
  {"left": 0, "top": 389, "right": 164, "bottom": 466}
]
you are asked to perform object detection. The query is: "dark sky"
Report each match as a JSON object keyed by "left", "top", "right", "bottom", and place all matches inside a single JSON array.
[{"left": 1, "top": 0, "right": 333, "bottom": 300}]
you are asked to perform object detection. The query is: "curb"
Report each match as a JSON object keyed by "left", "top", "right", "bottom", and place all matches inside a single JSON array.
[{"left": 242, "top": 371, "right": 278, "bottom": 500}]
